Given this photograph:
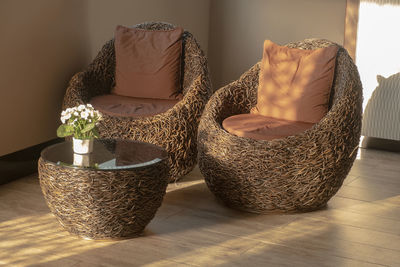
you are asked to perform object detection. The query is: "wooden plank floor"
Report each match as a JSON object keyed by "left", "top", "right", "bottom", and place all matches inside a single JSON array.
[{"left": 0, "top": 148, "right": 399, "bottom": 266}]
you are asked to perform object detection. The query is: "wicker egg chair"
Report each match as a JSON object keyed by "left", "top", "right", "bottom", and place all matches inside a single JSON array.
[
  {"left": 198, "top": 39, "right": 363, "bottom": 213},
  {"left": 63, "top": 22, "right": 212, "bottom": 182}
]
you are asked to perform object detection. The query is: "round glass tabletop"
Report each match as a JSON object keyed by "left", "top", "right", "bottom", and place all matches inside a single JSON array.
[{"left": 40, "top": 139, "right": 167, "bottom": 171}]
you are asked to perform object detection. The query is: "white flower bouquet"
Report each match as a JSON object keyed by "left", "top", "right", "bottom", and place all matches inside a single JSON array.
[{"left": 57, "top": 104, "right": 103, "bottom": 139}]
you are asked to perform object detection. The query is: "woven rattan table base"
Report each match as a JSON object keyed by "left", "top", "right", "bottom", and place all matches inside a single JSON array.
[{"left": 38, "top": 157, "right": 168, "bottom": 240}]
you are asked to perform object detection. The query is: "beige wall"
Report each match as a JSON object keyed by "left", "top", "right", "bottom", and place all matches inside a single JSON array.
[
  {"left": 208, "top": 0, "right": 347, "bottom": 88},
  {"left": 0, "top": 0, "right": 89, "bottom": 156},
  {"left": 86, "top": 0, "right": 210, "bottom": 59},
  {"left": 0, "top": 0, "right": 347, "bottom": 156},
  {"left": 0, "top": 0, "right": 210, "bottom": 156}
]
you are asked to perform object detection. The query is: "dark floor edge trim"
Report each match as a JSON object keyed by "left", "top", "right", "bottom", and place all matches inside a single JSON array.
[
  {"left": 361, "top": 136, "right": 400, "bottom": 152},
  {"left": 0, "top": 138, "right": 63, "bottom": 185}
]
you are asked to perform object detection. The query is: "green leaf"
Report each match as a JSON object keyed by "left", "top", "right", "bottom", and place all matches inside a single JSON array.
[
  {"left": 57, "top": 124, "right": 74, "bottom": 137},
  {"left": 92, "top": 127, "right": 100, "bottom": 138},
  {"left": 81, "top": 122, "right": 96, "bottom": 133}
]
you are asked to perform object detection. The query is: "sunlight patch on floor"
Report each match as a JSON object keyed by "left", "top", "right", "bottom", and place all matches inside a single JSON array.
[
  {"left": 167, "top": 166, "right": 204, "bottom": 193},
  {"left": 0, "top": 213, "right": 113, "bottom": 266},
  {"left": 142, "top": 217, "right": 331, "bottom": 266}
]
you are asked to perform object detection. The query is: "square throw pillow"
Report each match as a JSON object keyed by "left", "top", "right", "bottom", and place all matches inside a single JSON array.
[
  {"left": 251, "top": 40, "right": 338, "bottom": 123},
  {"left": 113, "top": 25, "right": 183, "bottom": 100}
]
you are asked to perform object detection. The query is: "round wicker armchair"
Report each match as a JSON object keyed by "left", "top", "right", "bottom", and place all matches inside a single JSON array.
[
  {"left": 198, "top": 39, "right": 363, "bottom": 213},
  {"left": 63, "top": 22, "right": 212, "bottom": 182}
]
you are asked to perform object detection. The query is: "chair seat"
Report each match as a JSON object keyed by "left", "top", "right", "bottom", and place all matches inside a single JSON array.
[
  {"left": 90, "top": 94, "right": 181, "bottom": 118},
  {"left": 222, "top": 113, "right": 314, "bottom": 141}
]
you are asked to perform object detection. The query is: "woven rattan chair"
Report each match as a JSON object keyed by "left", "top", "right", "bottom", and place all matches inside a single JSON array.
[
  {"left": 198, "top": 39, "right": 363, "bottom": 213},
  {"left": 63, "top": 22, "right": 212, "bottom": 182}
]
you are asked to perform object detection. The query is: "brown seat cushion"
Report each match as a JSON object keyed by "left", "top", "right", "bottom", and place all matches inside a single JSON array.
[
  {"left": 113, "top": 25, "right": 183, "bottom": 100},
  {"left": 251, "top": 40, "right": 338, "bottom": 123},
  {"left": 90, "top": 94, "right": 180, "bottom": 118},
  {"left": 222, "top": 114, "right": 314, "bottom": 141}
]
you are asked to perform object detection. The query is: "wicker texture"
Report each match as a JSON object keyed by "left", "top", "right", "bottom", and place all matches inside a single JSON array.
[
  {"left": 38, "top": 157, "right": 168, "bottom": 240},
  {"left": 63, "top": 22, "right": 212, "bottom": 182},
  {"left": 198, "top": 39, "right": 363, "bottom": 213}
]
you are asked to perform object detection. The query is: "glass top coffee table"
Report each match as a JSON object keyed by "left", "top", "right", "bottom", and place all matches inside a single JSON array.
[{"left": 38, "top": 139, "right": 169, "bottom": 240}]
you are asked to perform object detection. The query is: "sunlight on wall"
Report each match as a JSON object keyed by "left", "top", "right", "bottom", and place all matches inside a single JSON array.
[{"left": 355, "top": 0, "right": 400, "bottom": 110}]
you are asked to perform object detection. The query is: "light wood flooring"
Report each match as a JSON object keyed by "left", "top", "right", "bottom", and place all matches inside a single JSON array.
[{"left": 0, "top": 148, "right": 399, "bottom": 266}]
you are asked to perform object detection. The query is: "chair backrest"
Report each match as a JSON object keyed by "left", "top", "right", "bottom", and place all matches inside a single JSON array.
[
  {"left": 285, "top": 38, "right": 362, "bottom": 113},
  {"left": 132, "top": 22, "right": 208, "bottom": 96}
]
